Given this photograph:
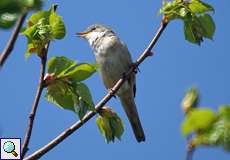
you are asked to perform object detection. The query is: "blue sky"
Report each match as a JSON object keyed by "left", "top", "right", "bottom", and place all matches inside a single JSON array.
[{"left": 0, "top": 0, "right": 230, "bottom": 159}]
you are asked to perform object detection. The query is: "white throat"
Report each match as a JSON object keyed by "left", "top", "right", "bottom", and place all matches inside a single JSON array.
[{"left": 87, "top": 31, "right": 105, "bottom": 47}]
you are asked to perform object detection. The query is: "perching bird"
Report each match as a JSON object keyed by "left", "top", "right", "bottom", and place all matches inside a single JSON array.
[{"left": 77, "top": 24, "right": 145, "bottom": 142}]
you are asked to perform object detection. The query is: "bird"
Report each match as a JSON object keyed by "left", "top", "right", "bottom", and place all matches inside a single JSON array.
[{"left": 77, "top": 24, "right": 145, "bottom": 142}]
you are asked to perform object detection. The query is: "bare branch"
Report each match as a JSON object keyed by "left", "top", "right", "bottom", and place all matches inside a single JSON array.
[
  {"left": 21, "top": 44, "right": 49, "bottom": 158},
  {"left": 186, "top": 136, "right": 195, "bottom": 160},
  {"left": 0, "top": 12, "right": 27, "bottom": 68},
  {"left": 24, "top": 16, "right": 169, "bottom": 160}
]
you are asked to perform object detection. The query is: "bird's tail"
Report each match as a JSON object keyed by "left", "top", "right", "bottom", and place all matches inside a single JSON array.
[{"left": 119, "top": 91, "right": 145, "bottom": 142}]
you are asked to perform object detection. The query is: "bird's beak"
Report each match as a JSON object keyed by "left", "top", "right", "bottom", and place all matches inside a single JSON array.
[{"left": 76, "top": 31, "right": 90, "bottom": 38}]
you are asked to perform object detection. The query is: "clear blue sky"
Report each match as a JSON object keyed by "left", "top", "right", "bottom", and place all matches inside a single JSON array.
[{"left": 0, "top": 0, "right": 230, "bottom": 159}]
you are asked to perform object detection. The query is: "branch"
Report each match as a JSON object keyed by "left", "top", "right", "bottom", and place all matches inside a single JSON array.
[
  {"left": 24, "top": 16, "right": 169, "bottom": 160},
  {"left": 21, "top": 5, "right": 58, "bottom": 158},
  {"left": 21, "top": 44, "right": 49, "bottom": 158},
  {"left": 186, "top": 136, "right": 195, "bottom": 160},
  {"left": 0, "top": 12, "right": 27, "bottom": 68}
]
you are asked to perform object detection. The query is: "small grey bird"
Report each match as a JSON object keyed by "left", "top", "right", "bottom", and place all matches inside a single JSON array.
[{"left": 77, "top": 24, "right": 145, "bottom": 142}]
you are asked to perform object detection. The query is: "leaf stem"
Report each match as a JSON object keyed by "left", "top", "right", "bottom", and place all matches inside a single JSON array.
[
  {"left": 24, "top": 16, "right": 169, "bottom": 160},
  {"left": 0, "top": 12, "right": 27, "bottom": 68}
]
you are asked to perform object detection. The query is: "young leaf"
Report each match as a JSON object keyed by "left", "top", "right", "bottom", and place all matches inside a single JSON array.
[
  {"left": 223, "top": 126, "right": 230, "bottom": 152},
  {"left": 27, "top": 10, "right": 50, "bottom": 27},
  {"left": 49, "top": 9, "right": 65, "bottom": 39},
  {"left": 0, "top": 0, "right": 21, "bottom": 14},
  {"left": 45, "top": 80, "right": 78, "bottom": 112},
  {"left": 188, "top": 0, "right": 214, "bottom": 14},
  {"left": 159, "top": 0, "right": 215, "bottom": 45},
  {"left": 184, "top": 18, "right": 202, "bottom": 45},
  {"left": 96, "top": 116, "right": 114, "bottom": 143},
  {"left": 75, "top": 83, "right": 95, "bottom": 111},
  {"left": 198, "top": 14, "right": 215, "bottom": 40},
  {"left": 182, "top": 108, "right": 217, "bottom": 136},
  {"left": 21, "top": 24, "right": 37, "bottom": 39},
  {"left": 219, "top": 106, "right": 230, "bottom": 121},
  {"left": 48, "top": 56, "right": 76, "bottom": 76},
  {"left": 74, "top": 97, "right": 88, "bottom": 120},
  {"left": 0, "top": 13, "right": 19, "bottom": 29},
  {"left": 20, "top": 0, "right": 43, "bottom": 10},
  {"left": 96, "top": 107, "right": 124, "bottom": 143},
  {"left": 58, "top": 63, "right": 97, "bottom": 82},
  {"left": 25, "top": 39, "right": 37, "bottom": 58}
]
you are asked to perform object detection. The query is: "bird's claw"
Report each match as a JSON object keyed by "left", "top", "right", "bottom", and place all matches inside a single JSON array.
[
  {"left": 130, "top": 63, "right": 140, "bottom": 74},
  {"left": 108, "top": 88, "right": 116, "bottom": 98}
]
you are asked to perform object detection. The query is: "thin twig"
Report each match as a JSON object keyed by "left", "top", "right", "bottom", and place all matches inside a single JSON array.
[
  {"left": 21, "top": 44, "right": 49, "bottom": 158},
  {"left": 186, "top": 136, "right": 195, "bottom": 160},
  {"left": 24, "top": 16, "right": 169, "bottom": 160},
  {"left": 21, "top": 5, "right": 58, "bottom": 158},
  {"left": 0, "top": 12, "right": 27, "bottom": 68}
]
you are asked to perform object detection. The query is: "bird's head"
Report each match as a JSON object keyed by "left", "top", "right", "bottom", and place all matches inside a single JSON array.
[{"left": 76, "top": 24, "right": 115, "bottom": 47}]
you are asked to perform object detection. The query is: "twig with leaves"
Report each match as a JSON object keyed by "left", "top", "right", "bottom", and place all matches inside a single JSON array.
[
  {"left": 0, "top": 0, "right": 43, "bottom": 68},
  {"left": 24, "top": 16, "right": 169, "bottom": 160},
  {"left": 2, "top": 0, "right": 226, "bottom": 160},
  {"left": 21, "top": 5, "right": 60, "bottom": 158},
  {"left": 24, "top": 0, "right": 218, "bottom": 159}
]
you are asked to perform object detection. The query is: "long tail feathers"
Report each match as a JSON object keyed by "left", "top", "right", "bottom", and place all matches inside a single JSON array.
[{"left": 119, "top": 92, "right": 145, "bottom": 142}]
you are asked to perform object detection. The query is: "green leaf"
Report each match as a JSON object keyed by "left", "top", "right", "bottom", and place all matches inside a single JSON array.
[
  {"left": 25, "top": 39, "right": 37, "bottom": 58},
  {"left": 96, "top": 107, "right": 124, "bottom": 143},
  {"left": 184, "top": 18, "right": 202, "bottom": 45},
  {"left": 111, "top": 115, "right": 124, "bottom": 140},
  {"left": 188, "top": 0, "right": 214, "bottom": 14},
  {"left": 182, "top": 108, "right": 217, "bottom": 136},
  {"left": 197, "top": 14, "right": 215, "bottom": 40},
  {"left": 20, "top": 0, "right": 43, "bottom": 10},
  {"left": 96, "top": 116, "right": 114, "bottom": 143},
  {"left": 49, "top": 9, "right": 65, "bottom": 39},
  {"left": 45, "top": 80, "right": 78, "bottom": 112},
  {"left": 46, "top": 56, "right": 96, "bottom": 118},
  {"left": 0, "top": 13, "right": 19, "bottom": 29},
  {"left": 75, "top": 83, "right": 95, "bottom": 111},
  {"left": 0, "top": 0, "right": 43, "bottom": 29},
  {"left": 223, "top": 125, "right": 230, "bottom": 152},
  {"left": 0, "top": 0, "right": 22, "bottom": 15},
  {"left": 27, "top": 10, "right": 50, "bottom": 27},
  {"left": 219, "top": 106, "right": 230, "bottom": 121},
  {"left": 21, "top": 24, "right": 37, "bottom": 39},
  {"left": 47, "top": 56, "right": 76, "bottom": 76},
  {"left": 58, "top": 63, "right": 97, "bottom": 82},
  {"left": 74, "top": 97, "right": 88, "bottom": 120}
]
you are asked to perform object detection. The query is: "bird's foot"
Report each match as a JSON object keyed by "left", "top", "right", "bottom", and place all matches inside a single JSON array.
[
  {"left": 108, "top": 88, "right": 116, "bottom": 98},
  {"left": 129, "top": 62, "right": 140, "bottom": 74}
]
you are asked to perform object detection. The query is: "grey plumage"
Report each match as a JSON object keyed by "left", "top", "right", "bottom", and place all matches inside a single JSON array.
[{"left": 78, "top": 24, "right": 145, "bottom": 142}]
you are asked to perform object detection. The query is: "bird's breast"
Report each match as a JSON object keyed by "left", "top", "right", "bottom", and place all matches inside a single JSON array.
[{"left": 95, "top": 42, "right": 131, "bottom": 94}]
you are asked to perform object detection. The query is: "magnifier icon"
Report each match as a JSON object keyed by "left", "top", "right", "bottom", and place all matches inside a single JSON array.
[{"left": 3, "top": 141, "right": 18, "bottom": 157}]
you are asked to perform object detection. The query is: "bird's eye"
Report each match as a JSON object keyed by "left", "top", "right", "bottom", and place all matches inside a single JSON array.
[{"left": 91, "top": 27, "right": 96, "bottom": 31}]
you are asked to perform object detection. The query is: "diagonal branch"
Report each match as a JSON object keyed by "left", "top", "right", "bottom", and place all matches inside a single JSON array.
[
  {"left": 24, "top": 16, "right": 169, "bottom": 160},
  {"left": 21, "top": 44, "right": 49, "bottom": 158},
  {"left": 0, "top": 12, "right": 27, "bottom": 68}
]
